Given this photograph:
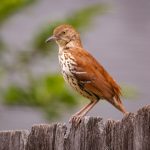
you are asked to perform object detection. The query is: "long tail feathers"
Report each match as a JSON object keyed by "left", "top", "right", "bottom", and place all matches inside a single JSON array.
[{"left": 109, "top": 96, "right": 128, "bottom": 115}]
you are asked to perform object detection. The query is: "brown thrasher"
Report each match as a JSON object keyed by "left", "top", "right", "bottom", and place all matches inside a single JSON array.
[{"left": 46, "top": 24, "right": 127, "bottom": 124}]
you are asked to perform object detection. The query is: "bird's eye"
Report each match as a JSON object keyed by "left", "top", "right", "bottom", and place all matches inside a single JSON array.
[{"left": 62, "top": 31, "right": 66, "bottom": 34}]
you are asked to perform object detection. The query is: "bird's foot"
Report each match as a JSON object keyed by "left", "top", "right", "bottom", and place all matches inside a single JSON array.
[{"left": 69, "top": 114, "right": 84, "bottom": 125}]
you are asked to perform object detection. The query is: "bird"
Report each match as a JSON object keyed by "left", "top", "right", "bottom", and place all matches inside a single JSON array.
[{"left": 46, "top": 24, "right": 127, "bottom": 124}]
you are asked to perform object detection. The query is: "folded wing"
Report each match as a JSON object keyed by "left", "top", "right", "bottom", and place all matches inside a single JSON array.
[{"left": 69, "top": 47, "right": 122, "bottom": 103}]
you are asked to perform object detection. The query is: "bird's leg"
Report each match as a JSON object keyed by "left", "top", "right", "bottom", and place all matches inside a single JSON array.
[
  {"left": 69, "top": 101, "right": 93, "bottom": 123},
  {"left": 69, "top": 100, "right": 98, "bottom": 124}
]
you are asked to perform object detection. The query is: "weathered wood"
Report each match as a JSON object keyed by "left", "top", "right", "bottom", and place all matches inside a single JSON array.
[
  {"left": 103, "top": 113, "right": 135, "bottom": 150},
  {"left": 133, "top": 105, "right": 150, "bottom": 150},
  {"left": 26, "top": 124, "right": 66, "bottom": 150},
  {"left": 0, "top": 105, "right": 150, "bottom": 150},
  {"left": 0, "top": 130, "right": 29, "bottom": 150},
  {"left": 65, "top": 117, "right": 104, "bottom": 150}
]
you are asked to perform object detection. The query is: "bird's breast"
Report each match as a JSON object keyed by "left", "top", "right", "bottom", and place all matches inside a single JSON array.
[
  {"left": 58, "top": 51, "right": 99, "bottom": 101},
  {"left": 58, "top": 51, "right": 76, "bottom": 82}
]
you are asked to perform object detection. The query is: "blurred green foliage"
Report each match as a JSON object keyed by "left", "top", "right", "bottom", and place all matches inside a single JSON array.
[
  {"left": 0, "top": 0, "right": 35, "bottom": 24},
  {"left": 121, "top": 84, "right": 138, "bottom": 100},
  {"left": 33, "top": 4, "right": 108, "bottom": 54},
  {"left": 3, "top": 74, "right": 77, "bottom": 119},
  {"left": 0, "top": 39, "right": 5, "bottom": 52}
]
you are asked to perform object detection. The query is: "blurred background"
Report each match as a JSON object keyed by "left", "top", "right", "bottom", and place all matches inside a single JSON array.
[{"left": 0, "top": 0, "right": 150, "bottom": 130}]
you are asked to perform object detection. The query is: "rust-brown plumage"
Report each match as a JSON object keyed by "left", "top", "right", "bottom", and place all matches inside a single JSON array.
[{"left": 46, "top": 24, "right": 127, "bottom": 124}]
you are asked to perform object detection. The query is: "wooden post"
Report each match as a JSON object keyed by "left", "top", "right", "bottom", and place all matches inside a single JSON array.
[{"left": 0, "top": 105, "right": 150, "bottom": 150}]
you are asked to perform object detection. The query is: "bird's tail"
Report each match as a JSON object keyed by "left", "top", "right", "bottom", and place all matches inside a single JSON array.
[{"left": 109, "top": 96, "right": 128, "bottom": 115}]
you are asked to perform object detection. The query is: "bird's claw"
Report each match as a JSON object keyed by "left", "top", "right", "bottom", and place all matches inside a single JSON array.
[{"left": 69, "top": 114, "right": 83, "bottom": 125}]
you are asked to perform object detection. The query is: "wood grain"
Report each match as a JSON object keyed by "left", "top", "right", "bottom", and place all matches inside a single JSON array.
[{"left": 0, "top": 105, "right": 149, "bottom": 150}]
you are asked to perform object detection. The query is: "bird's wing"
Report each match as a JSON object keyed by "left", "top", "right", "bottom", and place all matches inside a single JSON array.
[{"left": 68, "top": 47, "right": 121, "bottom": 101}]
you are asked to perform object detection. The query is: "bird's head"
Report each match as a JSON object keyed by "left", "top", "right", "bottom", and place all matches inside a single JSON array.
[{"left": 46, "top": 24, "right": 82, "bottom": 48}]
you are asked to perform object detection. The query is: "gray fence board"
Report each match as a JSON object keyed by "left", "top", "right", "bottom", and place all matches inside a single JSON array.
[{"left": 0, "top": 105, "right": 149, "bottom": 150}]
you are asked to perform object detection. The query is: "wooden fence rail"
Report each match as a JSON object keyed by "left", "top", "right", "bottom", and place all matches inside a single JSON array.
[{"left": 0, "top": 105, "right": 150, "bottom": 150}]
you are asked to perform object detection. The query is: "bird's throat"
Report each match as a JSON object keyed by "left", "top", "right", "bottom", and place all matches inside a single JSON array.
[{"left": 58, "top": 40, "right": 82, "bottom": 52}]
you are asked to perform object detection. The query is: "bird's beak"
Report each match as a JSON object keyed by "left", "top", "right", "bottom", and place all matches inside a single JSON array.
[{"left": 45, "top": 35, "right": 57, "bottom": 43}]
